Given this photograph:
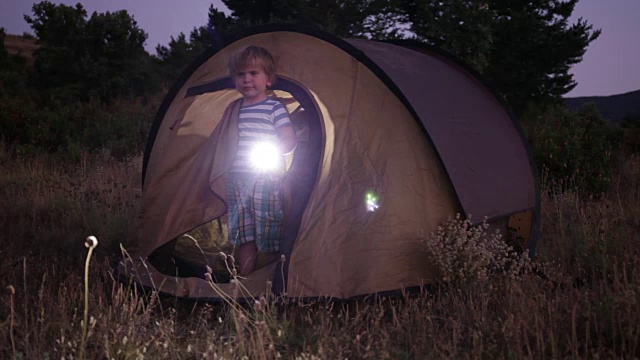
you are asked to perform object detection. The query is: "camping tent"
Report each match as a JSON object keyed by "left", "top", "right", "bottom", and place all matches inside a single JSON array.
[{"left": 116, "top": 24, "right": 540, "bottom": 301}]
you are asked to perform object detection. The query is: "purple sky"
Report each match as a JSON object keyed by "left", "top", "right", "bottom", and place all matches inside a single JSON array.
[{"left": 1, "top": 0, "right": 638, "bottom": 97}]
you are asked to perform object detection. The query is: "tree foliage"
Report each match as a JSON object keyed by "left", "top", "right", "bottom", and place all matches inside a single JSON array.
[
  {"left": 0, "top": 28, "right": 30, "bottom": 97},
  {"left": 397, "top": 0, "right": 600, "bottom": 115},
  {"left": 154, "top": 5, "right": 241, "bottom": 80},
  {"left": 0, "top": 2, "right": 162, "bottom": 158},
  {"left": 24, "top": 1, "right": 160, "bottom": 103},
  {"left": 0, "top": 94, "right": 157, "bottom": 159},
  {"left": 399, "top": 1, "right": 495, "bottom": 71},
  {"left": 220, "top": 0, "right": 396, "bottom": 38}
]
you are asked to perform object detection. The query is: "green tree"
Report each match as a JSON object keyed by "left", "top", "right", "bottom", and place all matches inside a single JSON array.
[
  {"left": 0, "top": 28, "right": 30, "bottom": 97},
  {"left": 1, "top": 2, "right": 162, "bottom": 158},
  {"left": 155, "top": 33, "right": 193, "bottom": 80},
  {"left": 24, "top": 1, "right": 160, "bottom": 103},
  {"left": 155, "top": 28, "right": 216, "bottom": 81},
  {"left": 155, "top": 5, "right": 239, "bottom": 81},
  {"left": 206, "top": 4, "right": 242, "bottom": 38},
  {"left": 83, "top": 9, "right": 157, "bottom": 100},
  {"left": 398, "top": 0, "right": 494, "bottom": 71},
  {"left": 397, "top": 0, "right": 600, "bottom": 115},
  {"left": 220, "top": 0, "right": 396, "bottom": 38}
]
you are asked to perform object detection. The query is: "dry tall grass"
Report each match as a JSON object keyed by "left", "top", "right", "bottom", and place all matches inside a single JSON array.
[{"left": 1, "top": 142, "right": 639, "bottom": 359}]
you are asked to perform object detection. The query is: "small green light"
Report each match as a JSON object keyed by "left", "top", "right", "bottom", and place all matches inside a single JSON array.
[{"left": 365, "top": 192, "right": 379, "bottom": 212}]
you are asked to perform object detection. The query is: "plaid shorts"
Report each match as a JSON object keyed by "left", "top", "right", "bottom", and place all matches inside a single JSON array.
[{"left": 225, "top": 174, "right": 284, "bottom": 253}]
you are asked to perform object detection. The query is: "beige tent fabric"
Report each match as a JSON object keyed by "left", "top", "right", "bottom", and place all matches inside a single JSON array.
[
  {"left": 128, "top": 97, "right": 242, "bottom": 257},
  {"left": 285, "top": 60, "right": 460, "bottom": 298},
  {"left": 347, "top": 39, "right": 536, "bottom": 221}
]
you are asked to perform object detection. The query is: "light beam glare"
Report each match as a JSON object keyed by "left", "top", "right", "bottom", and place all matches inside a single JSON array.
[{"left": 250, "top": 142, "right": 279, "bottom": 171}]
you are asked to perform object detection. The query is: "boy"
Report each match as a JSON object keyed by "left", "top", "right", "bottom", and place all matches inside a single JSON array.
[{"left": 226, "top": 46, "right": 297, "bottom": 276}]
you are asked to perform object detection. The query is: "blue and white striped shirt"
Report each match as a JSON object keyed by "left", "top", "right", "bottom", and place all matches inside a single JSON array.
[{"left": 229, "top": 98, "right": 292, "bottom": 174}]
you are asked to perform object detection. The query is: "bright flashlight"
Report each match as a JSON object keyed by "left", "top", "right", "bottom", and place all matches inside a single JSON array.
[
  {"left": 250, "top": 142, "right": 280, "bottom": 171},
  {"left": 366, "top": 192, "right": 380, "bottom": 212}
]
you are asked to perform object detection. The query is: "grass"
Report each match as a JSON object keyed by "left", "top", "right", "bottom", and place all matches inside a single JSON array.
[{"left": 1, "top": 141, "right": 639, "bottom": 359}]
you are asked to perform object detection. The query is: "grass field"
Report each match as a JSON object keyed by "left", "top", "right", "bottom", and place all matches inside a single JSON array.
[{"left": 1, "top": 142, "right": 639, "bottom": 359}]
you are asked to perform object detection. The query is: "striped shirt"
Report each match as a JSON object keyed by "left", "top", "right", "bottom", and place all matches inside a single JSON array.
[{"left": 229, "top": 98, "right": 292, "bottom": 174}]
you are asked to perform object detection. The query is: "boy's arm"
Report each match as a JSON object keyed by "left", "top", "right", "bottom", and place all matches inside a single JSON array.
[{"left": 277, "top": 124, "right": 297, "bottom": 155}]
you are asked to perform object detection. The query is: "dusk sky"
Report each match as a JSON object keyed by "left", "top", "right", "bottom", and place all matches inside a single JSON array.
[{"left": 1, "top": 0, "right": 638, "bottom": 97}]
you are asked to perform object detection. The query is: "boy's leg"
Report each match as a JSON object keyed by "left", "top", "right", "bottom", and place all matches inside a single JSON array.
[
  {"left": 226, "top": 176, "right": 257, "bottom": 274},
  {"left": 254, "top": 176, "right": 284, "bottom": 255}
]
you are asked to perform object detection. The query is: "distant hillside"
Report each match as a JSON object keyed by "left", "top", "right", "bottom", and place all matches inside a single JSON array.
[
  {"left": 3, "top": 34, "right": 39, "bottom": 66},
  {"left": 564, "top": 89, "right": 640, "bottom": 124}
]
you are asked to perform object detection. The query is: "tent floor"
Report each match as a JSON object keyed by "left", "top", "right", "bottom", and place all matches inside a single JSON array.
[{"left": 151, "top": 254, "right": 233, "bottom": 283}]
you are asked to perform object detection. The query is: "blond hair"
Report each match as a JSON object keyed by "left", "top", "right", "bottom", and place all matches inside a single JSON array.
[{"left": 228, "top": 45, "right": 277, "bottom": 84}]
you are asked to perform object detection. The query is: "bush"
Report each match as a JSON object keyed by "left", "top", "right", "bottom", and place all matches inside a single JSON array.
[
  {"left": 0, "top": 94, "right": 158, "bottom": 160},
  {"left": 420, "top": 214, "right": 532, "bottom": 285},
  {"left": 620, "top": 112, "right": 640, "bottom": 155},
  {"left": 0, "top": 29, "right": 30, "bottom": 97},
  {"left": 530, "top": 103, "right": 623, "bottom": 194}
]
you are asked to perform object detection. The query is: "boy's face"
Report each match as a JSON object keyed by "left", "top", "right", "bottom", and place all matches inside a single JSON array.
[{"left": 233, "top": 64, "right": 272, "bottom": 105}]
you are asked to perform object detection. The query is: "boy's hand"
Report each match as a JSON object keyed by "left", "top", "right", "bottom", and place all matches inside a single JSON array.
[{"left": 277, "top": 124, "right": 297, "bottom": 155}]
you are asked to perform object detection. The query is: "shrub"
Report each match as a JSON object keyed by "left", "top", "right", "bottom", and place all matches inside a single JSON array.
[
  {"left": 420, "top": 214, "right": 532, "bottom": 285},
  {"left": 531, "top": 103, "right": 623, "bottom": 194},
  {"left": 0, "top": 29, "right": 30, "bottom": 97},
  {"left": 0, "top": 94, "right": 158, "bottom": 160},
  {"left": 620, "top": 112, "right": 640, "bottom": 155}
]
